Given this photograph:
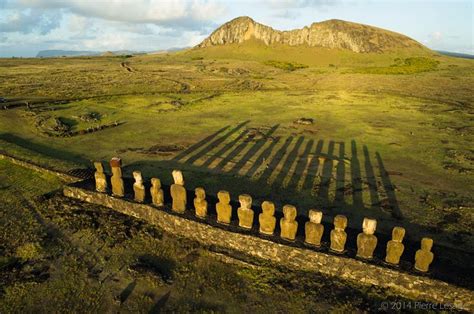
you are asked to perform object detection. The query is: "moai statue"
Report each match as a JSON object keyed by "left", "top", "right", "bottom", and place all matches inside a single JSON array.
[
  {"left": 194, "top": 187, "right": 207, "bottom": 219},
  {"left": 216, "top": 190, "right": 232, "bottom": 224},
  {"left": 150, "top": 178, "right": 164, "bottom": 206},
  {"left": 330, "top": 215, "right": 348, "bottom": 253},
  {"left": 415, "top": 238, "right": 434, "bottom": 272},
  {"left": 305, "top": 210, "right": 324, "bottom": 247},
  {"left": 259, "top": 201, "right": 276, "bottom": 235},
  {"left": 280, "top": 205, "right": 298, "bottom": 241},
  {"left": 132, "top": 171, "right": 145, "bottom": 203},
  {"left": 110, "top": 157, "right": 124, "bottom": 197},
  {"left": 170, "top": 170, "right": 186, "bottom": 213},
  {"left": 237, "top": 194, "right": 254, "bottom": 229},
  {"left": 357, "top": 218, "right": 378, "bottom": 259},
  {"left": 385, "top": 227, "right": 405, "bottom": 265},
  {"left": 94, "top": 161, "right": 107, "bottom": 193}
]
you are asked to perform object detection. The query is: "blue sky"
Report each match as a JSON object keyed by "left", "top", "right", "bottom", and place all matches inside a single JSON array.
[{"left": 0, "top": 0, "right": 472, "bottom": 57}]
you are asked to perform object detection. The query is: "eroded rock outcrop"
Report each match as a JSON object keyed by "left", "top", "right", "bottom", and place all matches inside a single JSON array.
[{"left": 197, "top": 16, "right": 426, "bottom": 53}]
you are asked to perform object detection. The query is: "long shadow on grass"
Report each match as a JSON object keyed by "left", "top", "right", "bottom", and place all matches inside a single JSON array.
[
  {"left": 179, "top": 121, "right": 250, "bottom": 165},
  {"left": 0, "top": 132, "right": 89, "bottom": 164},
  {"left": 167, "top": 125, "right": 402, "bottom": 221}
]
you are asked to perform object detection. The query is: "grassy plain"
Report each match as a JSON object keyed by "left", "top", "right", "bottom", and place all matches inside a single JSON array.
[{"left": 0, "top": 45, "right": 473, "bottom": 310}]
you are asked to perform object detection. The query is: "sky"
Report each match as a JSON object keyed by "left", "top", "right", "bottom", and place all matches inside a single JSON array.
[{"left": 0, "top": 0, "right": 472, "bottom": 57}]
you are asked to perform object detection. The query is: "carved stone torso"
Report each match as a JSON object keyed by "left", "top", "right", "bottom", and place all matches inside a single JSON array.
[
  {"left": 238, "top": 207, "right": 254, "bottom": 229},
  {"left": 305, "top": 222, "right": 324, "bottom": 246},
  {"left": 280, "top": 219, "right": 298, "bottom": 241},
  {"left": 259, "top": 214, "right": 276, "bottom": 235},
  {"left": 194, "top": 198, "right": 208, "bottom": 219},
  {"left": 357, "top": 233, "right": 377, "bottom": 259},
  {"left": 216, "top": 203, "right": 232, "bottom": 224},
  {"left": 170, "top": 184, "right": 186, "bottom": 213},
  {"left": 415, "top": 250, "right": 434, "bottom": 272},
  {"left": 111, "top": 169, "right": 124, "bottom": 197},
  {"left": 330, "top": 229, "right": 347, "bottom": 252},
  {"left": 151, "top": 186, "right": 164, "bottom": 206},
  {"left": 95, "top": 172, "right": 107, "bottom": 193},
  {"left": 385, "top": 241, "right": 404, "bottom": 265},
  {"left": 134, "top": 184, "right": 145, "bottom": 203}
]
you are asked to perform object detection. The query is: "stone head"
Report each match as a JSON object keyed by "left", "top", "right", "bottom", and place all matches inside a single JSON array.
[
  {"left": 195, "top": 187, "right": 206, "bottom": 199},
  {"left": 392, "top": 227, "right": 405, "bottom": 242},
  {"left": 334, "top": 215, "right": 347, "bottom": 229},
  {"left": 239, "top": 194, "right": 252, "bottom": 209},
  {"left": 308, "top": 210, "right": 323, "bottom": 224},
  {"left": 172, "top": 170, "right": 184, "bottom": 185},
  {"left": 94, "top": 161, "right": 104, "bottom": 173},
  {"left": 217, "top": 190, "right": 230, "bottom": 204},
  {"left": 421, "top": 237, "right": 433, "bottom": 251},
  {"left": 151, "top": 178, "right": 161, "bottom": 188},
  {"left": 110, "top": 157, "right": 121, "bottom": 168},
  {"left": 362, "top": 218, "right": 377, "bottom": 235},
  {"left": 261, "top": 201, "right": 275, "bottom": 216},
  {"left": 133, "top": 171, "right": 143, "bottom": 183},
  {"left": 283, "top": 205, "right": 297, "bottom": 221}
]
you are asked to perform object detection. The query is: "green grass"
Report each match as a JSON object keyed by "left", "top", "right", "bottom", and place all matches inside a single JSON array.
[
  {"left": 0, "top": 159, "right": 62, "bottom": 255},
  {"left": 353, "top": 57, "right": 440, "bottom": 74}
]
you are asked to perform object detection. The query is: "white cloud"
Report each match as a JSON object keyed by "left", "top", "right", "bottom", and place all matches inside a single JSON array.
[
  {"left": 17, "top": 0, "right": 225, "bottom": 29},
  {"left": 0, "top": 8, "right": 61, "bottom": 34},
  {"left": 430, "top": 31, "right": 443, "bottom": 42},
  {"left": 265, "top": 0, "right": 336, "bottom": 9}
]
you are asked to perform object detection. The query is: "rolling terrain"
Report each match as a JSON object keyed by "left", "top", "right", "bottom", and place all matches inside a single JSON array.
[{"left": 0, "top": 16, "right": 473, "bottom": 312}]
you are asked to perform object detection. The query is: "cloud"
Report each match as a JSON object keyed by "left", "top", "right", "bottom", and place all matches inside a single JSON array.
[
  {"left": 265, "top": 0, "right": 337, "bottom": 20},
  {"left": 17, "top": 0, "right": 225, "bottom": 30},
  {"left": 430, "top": 31, "right": 442, "bottom": 42},
  {"left": 265, "top": 0, "right": 336, "bottom": 9},
  {"left": 0, "top": 8, "right": 61, "bottom": 34}
]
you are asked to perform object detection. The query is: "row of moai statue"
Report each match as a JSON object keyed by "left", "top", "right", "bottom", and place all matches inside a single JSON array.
[{"left": 94, "top": 159, "right": 434, "bottom": 272}]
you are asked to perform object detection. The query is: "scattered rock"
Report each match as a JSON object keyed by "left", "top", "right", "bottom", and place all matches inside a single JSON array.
[
  {"left": 77, "top": 112, "right": 101, "bottom": 122},
  {"left": 117, "top": 144, "right": 185, "bottom": 155},
  {"left": 234, "top": 80, "right": 262, "bottom": 90},
  {"left": 294, "top": 117, "right": 314, "bottom": 125}
]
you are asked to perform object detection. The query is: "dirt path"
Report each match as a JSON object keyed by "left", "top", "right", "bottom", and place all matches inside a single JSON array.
[{"left": 121, "top": 62, "right": 134, "bottom": 72}]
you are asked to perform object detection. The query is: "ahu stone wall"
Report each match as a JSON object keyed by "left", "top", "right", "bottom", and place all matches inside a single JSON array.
[{"left": 61, "top": 158, "right": 474, "bottom": 311}]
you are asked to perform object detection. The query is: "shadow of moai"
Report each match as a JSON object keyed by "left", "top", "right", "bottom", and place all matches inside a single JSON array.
[
  {"left": 170, "top": 124, "right": 402, "bottom": 221},
  {"left": 228, "top": 124, "right": 280, "bottom": 173},
  {"left": 376, "top": 151, "right": 403, "bottom": 220}
]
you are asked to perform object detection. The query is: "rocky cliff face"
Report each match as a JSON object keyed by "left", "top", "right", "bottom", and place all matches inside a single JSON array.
[{"left": 197, "top": 17, "right": 426, "bottom": 53}]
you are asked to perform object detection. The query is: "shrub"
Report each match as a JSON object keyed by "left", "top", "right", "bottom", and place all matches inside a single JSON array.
[
  {"left": 263, "top": 60, "right": 308, "bottom": 71},
  {"left": 354, "top": 57, "right": 439, "bottom": 75},
  {"left": 15, "top": 242, "right": 42, "bottom": 261}
]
